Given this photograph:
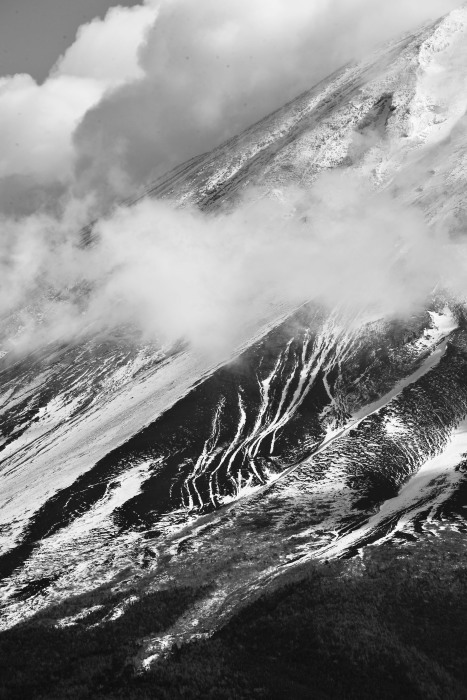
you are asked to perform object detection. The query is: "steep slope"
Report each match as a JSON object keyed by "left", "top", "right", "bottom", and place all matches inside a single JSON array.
[{"left": 1, "top": 4, "right": 467, "bottom": 680}]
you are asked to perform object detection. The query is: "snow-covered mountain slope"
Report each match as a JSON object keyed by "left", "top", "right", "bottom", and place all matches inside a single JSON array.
[
  {"left": 2, "top": 4, "right": 467, "bottom": 664},
  {"left": 138, "top": 5, "right": 467, "bottom": 216}
]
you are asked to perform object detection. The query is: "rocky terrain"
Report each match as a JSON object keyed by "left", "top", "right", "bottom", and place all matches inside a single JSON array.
[{"left": 1, "top": 5, "right": 467, "bottom": 698}]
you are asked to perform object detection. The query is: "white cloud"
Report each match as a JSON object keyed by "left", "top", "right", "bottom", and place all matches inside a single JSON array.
[
  {"left": 0, "top": 73, "right": 101, "bottom": 182},
  {"left": 0, "top": 3, "right": 157, "bottom": 197},
  {"left": 0, "top": 0, "right": 465, "bottom": 356},
  {"left": 52, "top": 3, "right": 157, "bottom": 87},
  {"left": 0, "top": 0, "right": 461, "bottom": 208},
  {"left": 73, "top": 0, "right": 462, "bottom": 203},
  {"left": 2, "top": 171, "right": 463, "bottom": 357}
]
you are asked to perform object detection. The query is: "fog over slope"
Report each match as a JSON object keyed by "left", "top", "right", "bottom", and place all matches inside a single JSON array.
[
  {"left": 0, "top": 0, "right": 461, "bottom": 205},
  {"left": 0, "top": 0, "right": 466, "bottom": 358}
]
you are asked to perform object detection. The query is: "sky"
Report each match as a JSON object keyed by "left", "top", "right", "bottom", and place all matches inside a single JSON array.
[{"left": 0, "top": 0, "right": 141, "bottom": 82}]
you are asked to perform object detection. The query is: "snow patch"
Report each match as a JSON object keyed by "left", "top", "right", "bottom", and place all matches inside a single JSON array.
[
  {"left": 52, "top": 461, "right": 155, "bottom": 540},
  {"left": 316, "top": 417, "right": 467, "bottom": 559}
]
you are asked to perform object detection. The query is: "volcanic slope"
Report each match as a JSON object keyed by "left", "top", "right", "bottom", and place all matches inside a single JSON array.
[{"left": 1, "top": 3, "right": 467, "bottom": 678}]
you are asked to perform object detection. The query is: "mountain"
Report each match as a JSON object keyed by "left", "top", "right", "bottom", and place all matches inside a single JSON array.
[{"left": 2, "top": 5, "right": 467, "bottom": 699}]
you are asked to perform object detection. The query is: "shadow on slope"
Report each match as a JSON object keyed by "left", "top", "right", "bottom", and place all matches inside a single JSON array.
[{"left": 1, "top": 523, "right": 467, "bottom": 699}]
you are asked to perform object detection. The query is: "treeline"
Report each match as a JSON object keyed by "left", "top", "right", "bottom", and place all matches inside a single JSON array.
[{"left": 1, "top": 528, "right": 467, "bottom": 699}]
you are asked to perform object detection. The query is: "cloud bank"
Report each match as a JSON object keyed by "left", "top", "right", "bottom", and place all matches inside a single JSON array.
[
  {"left": 74, "top": 0, "right": 462, "bottom": 204},
  {"left": 0, "top": 0, "right": 465, "bottom": 357},
  {"left": 88, "top": 175, "right": 453, "bottom": 352},
  {"left": 0, "top": 3, "right": 156, "bottom": 215},
  {"left": 1, "top": 172, "right": 462, "bottom": 357},
  {"left": 0, "top": 0, "right": 461, "bottom": 212}
]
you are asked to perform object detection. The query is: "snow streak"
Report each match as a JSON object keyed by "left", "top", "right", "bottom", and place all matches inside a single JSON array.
[{"left": 181, "top": 311, "right": 360, "bottom": 511}]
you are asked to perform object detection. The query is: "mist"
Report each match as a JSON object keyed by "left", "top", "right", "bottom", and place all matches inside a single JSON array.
[
  {"left": 0, "top": 0, "right": 461, "bottom": 212},
  {"left": 0, "top": 0, "right": 466, "bottom": 358},
  {"left": 1, "top": 170, "right": 462, "bottom": 358},
  {"left": 88, "top": 175, "right": 455, "bottom": 352},
  {"left": 73, "top": 0, "right": 463, "bottom": 205}
]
